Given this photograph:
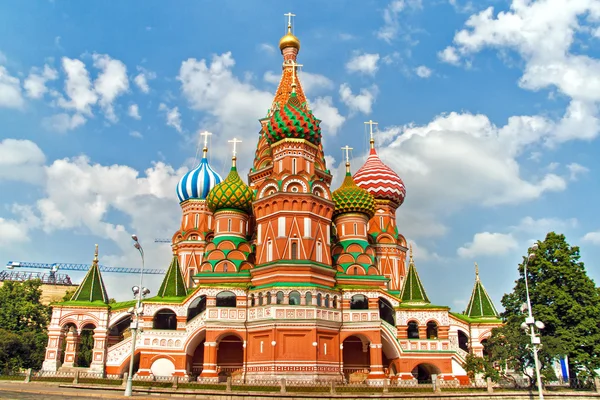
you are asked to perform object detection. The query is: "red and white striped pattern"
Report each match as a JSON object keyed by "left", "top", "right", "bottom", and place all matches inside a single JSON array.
[{"left": 353, "top": 148, "right": 406, "bottom": 207}]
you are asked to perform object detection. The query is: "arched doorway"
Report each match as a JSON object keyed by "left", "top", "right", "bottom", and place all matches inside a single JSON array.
[
  {"left": 107, "top": 315, "right": 133, "bottom": 347},
  {"left": 411, "top": 363, "right": 440, "bottom": 383},
  {"left": 342, "top": 335, "right": 370, "bottom": 381},
  {"left": 76, "top": 323, "right": 96, "bottom": 368},
  {"left": 185, "top": 330, "right": 206, "bottom": 378},
  {"left": 458, "top": 330, "right": 469, "bottom": 352},
  {"left": 153, "top": 309, "right": 177, "bottom": 330},
  {"left": 216, "top": 334, "right": 243, "bottom": 381},
  {"left": 378, "top": 297, "right": 395, "bottom": 325}
]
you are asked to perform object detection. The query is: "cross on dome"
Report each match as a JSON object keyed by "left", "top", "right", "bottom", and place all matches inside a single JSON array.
[
  {"left": 289, "top": 60, "right": 303, "bottom": 92},
  {"left": 364, "top": 119, "right": 378, "bottom": 149},
  {"left": 341, "top": 145, "right": 353, "bottom": 173},
  {"left": 228, "top": 138, "right": 242, "bottom": 166},
  {"left": 409, "top": 243, "right": 414, "bottom": 265},
  {"left": 284, "top": 12, "right": 296, "bottom": 29},
  {"left": 200, "top": 130, "right": 212, "bottom": 157}
]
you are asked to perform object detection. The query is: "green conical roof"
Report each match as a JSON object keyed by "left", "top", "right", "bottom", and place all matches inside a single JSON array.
[
  {"left": 464, "top": 263, "right": 498, "bottom": 318},
  {"left": 332, "top": 167, "right": 376, "bottom": 219},
  {"left": 157, "top": 254, "right": 187, "bottom": 298},
  {"left": 206, "top": 159, "right": 253, "bottom": 214},
  {"left": 70, "top": 245, "right": 109, "bottom": 304},
  {"left": 400, "top": 245, "right": 430, "bottom": 304}
]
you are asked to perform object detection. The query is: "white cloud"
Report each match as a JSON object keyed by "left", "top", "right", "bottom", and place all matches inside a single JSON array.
[
  {"left": 457, "top": 232, "right": 518, "bottom": 258},
  {"left": 511, "top": 216, "right": 578, "bottom": 235},
  {"left": 159, "top": 103, "right": 182, "bottom": 132},
  {"left": 42, "top": 113, "right": 86, "bottom": 133},
  {"left": 339, "top": 83, "right": 378, "bottom": 115},
  {"left": 259, "top": 43, "right": 276, "bottom": 54},
  {"left": 377, "top": 0, "right": 406, "bottom": 43},
  {"left": 0, "top": 66, "right": 25, "bottom": 109},
  {"left": 134, "top": 67, "right": 156, "bottom": 93},
  {"left": 58, "top": 57, "right": 97, "bottom": 115},
  {"left": 582, "top": 231, "right": 600, "bottom": 245},
  {"left": 0, "top": 139, "right": 46, "bottom": 184},
  {"left": 415, "top": 65, "right": 432, "bottom": 78},
  {"left": 311, "top": 96, "right": 346, "bottom": 136},
  {"left": 130, "top": 131, "right": 143, "bottom": 139},
  {"left": 346, "top": 53, "right": 380, "bottom": 75},
  {"left": 128, "top": 103, "right": 141, "bottom": 120},
  {"left": 0, "top": 205, "right": 40, "bottom": 247},
  {"left": 92, "top": 53, "right": 129, "bottom": 122},
  {"left": 438, "top": 46, "right": 461, "bottom": 65},
  {"left": 24, "top": 65, "right": 58, "bottom": 99},
  {"left": 566, "top": 162, "right": 589, "bottom": 181},
  {"left": 263, "top": 71, "right": 280, "bottom": 85},
  {"left": 299, "top": 71, "right": 334, "bottom": 94}
]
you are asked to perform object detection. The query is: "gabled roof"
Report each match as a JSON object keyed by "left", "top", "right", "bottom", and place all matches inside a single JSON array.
[
  {"left": 70, "top": 244, "right": 109, "bottom": 304},
  {"left": 157, "top": 254, "right": 187, "bottom": 298},
  {"left": 400, "top": 245, "right": 430, "bottom": 304},
  {"left": 464, "top": 262, "right": 499, "bottom": 318}
]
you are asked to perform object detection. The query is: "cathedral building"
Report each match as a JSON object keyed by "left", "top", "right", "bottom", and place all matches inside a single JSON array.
[{"left": 41, "top": 18, "right": 502, "bottom": 384}]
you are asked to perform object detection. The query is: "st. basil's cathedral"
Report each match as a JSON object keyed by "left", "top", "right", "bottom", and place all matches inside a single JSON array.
[{"left": 41, "top": 18, "right": 502, "bottom": 384}]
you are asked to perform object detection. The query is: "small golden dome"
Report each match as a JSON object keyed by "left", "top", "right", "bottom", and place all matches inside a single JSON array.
[{"left": 279, "top": 26, "right": 300, "bottom": 52}]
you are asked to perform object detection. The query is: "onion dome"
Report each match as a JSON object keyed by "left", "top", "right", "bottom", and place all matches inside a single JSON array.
[
  {"left": 265, "top": 92, "right": 321, "bottom": 146},
  {"left": 353, "top": 143, "right": 406, "bottom": 208},
  {"left": 332, "top": 164, "right": 376, "bottom": 219},
  {"left": 206, "top": 158, "right": 253, "bottom": 214},
  {"left": 279, "top": 24, "right": 300, "bottom": 52},
  {"left": 176, "top": 148, "right": 222, "bottom": 203}
]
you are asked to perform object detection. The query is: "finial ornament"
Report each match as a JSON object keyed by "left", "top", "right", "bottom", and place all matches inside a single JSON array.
[
  {"left": 475, "top": 262, "right": 480, "bottom": 281},
  {"left": 409, "top": 243, "right": 414, "bottom": 265},
  {"left": 289, "top": 60, "right": 303, "bottom": 93},
  {"left": 200, "top": 130, "right": 212, "bottom": 157},
  {"left": 341, "top": 145, "right": 353, "bottom": 173},
  {"left": 228, "top": 138, "right": 242, "bottom": 166},
  {"left": 284, "top": 12, "right": 296, "bottom": 30},
  {"left": 364, "top": 120, "right": 378, "bottom": 149},
  {"left": 93, "top": 244, "right": 99, "bottom": 265}
]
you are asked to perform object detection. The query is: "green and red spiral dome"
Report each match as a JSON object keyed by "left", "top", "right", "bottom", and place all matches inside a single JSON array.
[{"left": 265, "top": 93, "right": 321, "bottom": 146}]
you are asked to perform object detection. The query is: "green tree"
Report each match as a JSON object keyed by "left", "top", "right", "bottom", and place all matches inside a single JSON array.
[
  {"left": 462, "top": 354, "right": 499, "bottom": 381},
  {"left": 0, "top": 280, "right": 50, "bottom": 372},
  {"left": 491, "top": 232, "right": 600, "bottom": 381}
]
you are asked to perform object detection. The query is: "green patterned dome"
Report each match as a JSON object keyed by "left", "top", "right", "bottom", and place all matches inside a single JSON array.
[
  {"left": 207, "top": 162, "right": 253, "bottom": 214},
  {"left": 332, "top": 170, "right": 376, "bottom": 219},
  {"left": 265, "top": 92, "right": 321, "bottom": 146}
]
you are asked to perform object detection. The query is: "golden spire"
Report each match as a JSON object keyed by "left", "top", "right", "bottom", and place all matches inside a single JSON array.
[
  {"left": 475, "top": 262, "right": 480, "bottom": 281},
  {"left": 279, "top": 12, "right": 301, "bottom": 52},
  {"left": 93, "top": 244, "right": 99, "bottom": 266},
  {"left": 200, "top": 130, "right": 212, "bottom": 158},
  {"left": 364, "top": 120, "right": 378, "bottom": 150},
  {"left": 228, "top": 138, "right": 242, "bottom": 168},
  {"left": 409, "top": 243, "right": 414, "bottom": 265},
  {"left": 342, "top": 145, "right": 353, "bottom": 174}
]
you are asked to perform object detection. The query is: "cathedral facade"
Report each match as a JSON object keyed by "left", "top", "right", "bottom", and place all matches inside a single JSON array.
[{"left": 41, "top": 20, "right": 501, "bottom": 384}]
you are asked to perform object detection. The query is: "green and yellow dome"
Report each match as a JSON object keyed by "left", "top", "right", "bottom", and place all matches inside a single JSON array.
[
  {"left": 207, "top": 160, "right": 253, "bottom": 214},
  {"left": 332, "top": 168, "right": 376, "bottom": 219}
]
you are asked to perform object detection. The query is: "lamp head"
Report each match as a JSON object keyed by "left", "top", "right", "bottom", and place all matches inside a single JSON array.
[
  {"left": 520, "top": 321, "right": 528, "bottom": 331},
  {"left": 531, "top": 243, "right": 539, "bottom": 252},
  {"left": 528, "top": 253, "right": 535, "bottom": 261},
  {"left": 520, "top": 303, "right": 528, "bottom": 313},
  {"left": 142, "top": 287, "right": 151, "bottom": 297},
  {"left": 131, "top": 234, "right": 138, "bottom": 242},
  {"left": 535, "top": 320, "right": 545, "bottom": 330},
  {"left": 134, "top": 242, "right": 141, "bottom": 250},
  {"left": 132, "top": 286, "right": 140, "bottom": 295}
]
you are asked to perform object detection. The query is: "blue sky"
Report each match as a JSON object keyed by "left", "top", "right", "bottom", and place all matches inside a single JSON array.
[{"left": 1, "top": 0, "right": 599, "bottom": 310}]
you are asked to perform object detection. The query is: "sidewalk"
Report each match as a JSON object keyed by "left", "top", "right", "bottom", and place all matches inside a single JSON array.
[{"left": 0, "top": 381, "right": 171, "bottom": 399}]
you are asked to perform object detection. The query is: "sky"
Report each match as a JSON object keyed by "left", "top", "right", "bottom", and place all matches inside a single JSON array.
[{"left": 1, "top": 0, "right": 599, "bottom": 311}]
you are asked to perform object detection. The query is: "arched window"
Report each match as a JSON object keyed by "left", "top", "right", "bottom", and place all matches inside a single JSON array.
[
  {"left": 276, "top": 291, "right": 284, "bottom": 305},
  {"left": 249, "top": 294, "right": 255, "bottom": 307},
  {"left": 353, "top": 266, "right": 359, "bottom": 275},
  {"left": 350, "top": 294, "right": 369, "bottom": 310},
  {"left": 316, "top": 293, "right": 322, "bottom": 307},
  {"left": 481, "top": 339, "right": 489, "bottom": 358},
  {"left": 187, "top": 295, "right": 207, "bottom": 322},
  {"left": 316, "top": 241, "right": 323, "bottom": 262},
  {"left": 153, "top": 309, "right": 177, "bottom": 330},
  {"left": 353, "top": 223, "right": 358, "bottom": 235},
  {"left": 289, "top": 291, "right": 301, "bottom": 305},
  {"left": 378, "top": 297, "right": 395, "bottom": 325},
  {"left": 458, "top": 330, "right": 469, "bottom": 352},
  {"left": 426, "top": 321, "right": 438, "bottom": 339},
  {"left": 407, "top": 321, "right": 419, "bottom": 339},
  {"left": 324, "top": 294, "right": 330, "bottom": 308},
  {"left": 267, "top": 240, "right": 273, "bottom": 262},
  {"left": 305, "top": 292, "right": 312, "bottom": 306},
  {"left": 258, "top": 293, "right": 263, "bottom": 306},
  {"left": 332, "top": 296, "right": 338, "bottom": 308},
  {"left": 291, "top": 241, "right": 298, "bottom": 259},
  {"left": 227, "top": 218, "right": 232, "bottom": 231},
  {"left": 266, "top": 292, "right": 272, "bottom": 305},
  {"left": 292, "top": 158, "right": 297, "bottom": 174},
  {"left": 216, "top": 291, "right": 236, "bottom": 307}
]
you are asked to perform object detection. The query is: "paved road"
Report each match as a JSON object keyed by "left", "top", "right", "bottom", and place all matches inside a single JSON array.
[{"left": 0, "top": 382, "right": 162, "bottom": 399}]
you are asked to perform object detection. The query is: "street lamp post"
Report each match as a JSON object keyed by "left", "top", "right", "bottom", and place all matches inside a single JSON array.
[
  {"left": 520, "top": 243, "right": 545, "bottom": 400},
  {"left": 124, "top": 234, "right": 150, "bottom": 397}
]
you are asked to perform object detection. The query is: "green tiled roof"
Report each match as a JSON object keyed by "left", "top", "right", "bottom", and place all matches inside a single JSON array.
[
  {"left": 206, "top": 161, "right": 253, "bottom": 214},
  {"left": 70, "top": 245, "right": 109, "bottom": 304},
  {"left": 400, "top": 246, "right": 430, "bottom": 304},
  {"left": 332, "top": 170, "right": 375, "bottom": 219},
  {"left": 464, "top": 263, "right": 498, "bottom": 318},
  {"left": 157, "top": 254, "right": 187, "bottom": 298}
]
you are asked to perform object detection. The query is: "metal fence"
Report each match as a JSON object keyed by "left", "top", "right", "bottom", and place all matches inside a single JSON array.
[{"left": 1, "top": 370, "right": 599, "bottom": 395}]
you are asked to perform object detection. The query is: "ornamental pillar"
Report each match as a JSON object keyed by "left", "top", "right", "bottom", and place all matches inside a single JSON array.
[
  {"left": 42, "top": 328, "right": 65, "bottom": 372},
  {"left": 89, "top": 328, "right": 108, "bottom": 374},
  {"left": 62, "top": 328, "right": 79, "bottom": 368},
  {"left": 367, "top": 343, "right": 385, "bottom": 381},
  {"left": 200, "top": 341, "right": 218, "bottom": 378}
]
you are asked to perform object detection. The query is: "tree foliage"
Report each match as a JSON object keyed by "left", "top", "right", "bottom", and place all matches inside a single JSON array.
[
  {"left": 488, "top": 232, "right": 600, "bottom": 381},
  {"left": 0, "top": 280, "right": 50, "bottom": 373}
]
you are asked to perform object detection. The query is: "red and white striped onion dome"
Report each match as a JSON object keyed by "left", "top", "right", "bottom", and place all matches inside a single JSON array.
[{"left": 353, "top": 147, "right": 406, "bottom": 208}]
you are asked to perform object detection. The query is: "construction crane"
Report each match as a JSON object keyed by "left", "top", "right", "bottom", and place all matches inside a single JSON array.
[
  {"left": 5, "top": 261, "right": 166, "bottom": 275},
  {"left": 155, "top": 238, "right": 171, "bottom": 243},
  {"left": 0, "top": 270, "right": 75, "bottom": 285}
]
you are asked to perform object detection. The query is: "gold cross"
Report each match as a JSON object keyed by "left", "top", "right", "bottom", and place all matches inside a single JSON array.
[
  {"left": 290, "top": 61, "right": 303, "bottom": 88},
  {"left": 364, "top": 120, "right": 378, "bottom": 141},
  {"left": 341, "top": 145, "right": 353, "bottom": 164},
  {"left": 228, "top": 138, "right": 242, "bottom": 157},
  {"left": 200, "top": 130, "right": 212, "bottom": 149},
  {"left": 284, "top": 12, "right": 296, "bottom": 28}
]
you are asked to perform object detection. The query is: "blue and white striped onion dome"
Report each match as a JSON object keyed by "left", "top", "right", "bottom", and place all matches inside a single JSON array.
[{"left": 176, "top": 156, "right": 223, "bottom": 202}]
